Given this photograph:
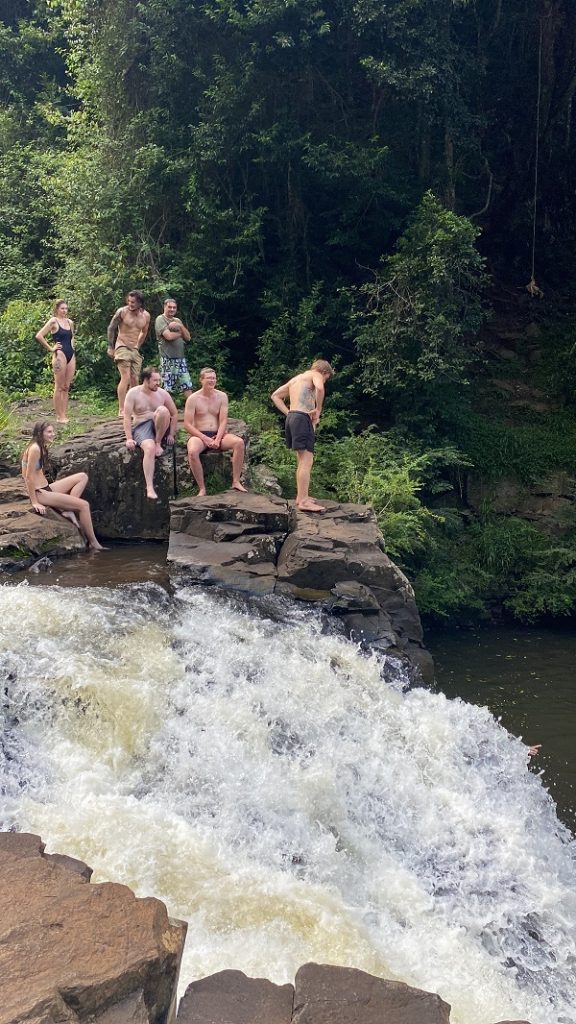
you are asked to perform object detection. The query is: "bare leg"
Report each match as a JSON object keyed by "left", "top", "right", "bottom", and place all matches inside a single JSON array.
[
  {"left": 153, "top": 407, "right": 171, "bottom": 456},
  {"left": 140, "top": 439, "right": 158, "bottom": 499},
  {"left": 37, "top": 490, "right": 105, "bottom": 550},
  {"left": 295, "top": 450, "right": 325, "bottom": 512},
  {"left": 187, "top": 437, "right": 207, "bottom": 495},
  {"left": 50, "top": 472, "right": 88, "bottom": 498},
  {"left": 50, "top": 472, "right": 89, "bottom": 527},
  {"left": 52, "top": 356, "right": 67, "bottom": 422},
  {"left": 116, "top": 362, "right": 133, "bottom": 416},
  {"left": 220, "top": 433, "right": 247, "bottom": 491},
  {"left": 60, "top": 356, "right": 76, "bottom": 423}
]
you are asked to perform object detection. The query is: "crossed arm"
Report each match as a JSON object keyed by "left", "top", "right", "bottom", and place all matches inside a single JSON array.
[{"left": 161, "top": 318, "right": 191, "bottom": 343}]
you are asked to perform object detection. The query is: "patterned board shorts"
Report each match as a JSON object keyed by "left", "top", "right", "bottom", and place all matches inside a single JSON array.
[{"left": 161, "top": 357, "right": 193, "bottom": 394}]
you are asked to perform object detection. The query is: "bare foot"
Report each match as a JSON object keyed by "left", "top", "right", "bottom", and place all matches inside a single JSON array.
[
  {"left": 56, "top": 418, "right": 69, "bottom": 425},
  {"left": 118, "top": 410, "right": 124, "bottom": 417},
  {"left": 232, "top": 482, "right": 248, "bottom": 492},
  {"left": 297, "top": 500, "right": 326, "bottom": 513},
  {"left": 146, "top": 488, "right": 158, "bottom": 500},
  {"left": 197, "top": 488, "right": 207, "bottom": 497},
  {"left": 155, "top": 444, "right": 164, "bottom": 457},
  {"left": 60, "top": 510, "right": 81, "bottom": 529},
  {"left": 88, "top": 542, "right": 107, "bottom": 551}
]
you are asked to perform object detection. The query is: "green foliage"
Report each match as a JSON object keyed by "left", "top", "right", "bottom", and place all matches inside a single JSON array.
[
  {"left": 248, "top": 284, "right": 346, "bottom": 398},
  {"left": 255, "top": 424, "right": 466, "bottom": 560},
  {"left": 354, "top": 192, "right": 487, "bottom": 412},
  {"left": 0, "top": 299, "right": 51, "bottom": 395},
  {"left": 0, "top": 6, "right": 67, "bottom": 308},
  {"left": 229, "top": 396, "right": 278, "bottom": 434},
  {"left": 415, "top": 514, "right": 576, "bottom": 624},
  {"left": 451, "top": 407, "right": 576, "bottom": 483},
  {"left": 318, "top": 429, "right": 466, "bottom": 559}
]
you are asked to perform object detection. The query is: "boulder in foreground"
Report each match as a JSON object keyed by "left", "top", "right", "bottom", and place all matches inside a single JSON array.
[
  {"left": 177, "top": 969, "right": 294, "bottom": 1023},
  {"left": 0, "top": 832, "right": 186, "bottom": 1024},
  {"left": 293, "top": 963, "right": 450, "bottom": 1023}
]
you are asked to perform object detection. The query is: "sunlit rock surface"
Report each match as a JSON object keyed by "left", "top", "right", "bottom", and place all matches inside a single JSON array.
[
  {"left": 293, "top": 963, "right": 450, "bottom": 1023},
  {"left": 177, "top": 969, "right": 293, "bottom": 1024},
  {"left": 0, "top": 832, "right": 186, "bottom": 1024}
]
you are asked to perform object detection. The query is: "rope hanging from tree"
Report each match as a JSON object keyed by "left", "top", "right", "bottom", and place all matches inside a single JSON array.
[{"left": 526, "top": 18, "right": 544, "bottom": 299}]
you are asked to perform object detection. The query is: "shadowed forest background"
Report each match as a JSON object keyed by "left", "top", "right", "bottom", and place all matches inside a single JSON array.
[{"left": 2, "top": 0, "right": 576, "bottom": 622}]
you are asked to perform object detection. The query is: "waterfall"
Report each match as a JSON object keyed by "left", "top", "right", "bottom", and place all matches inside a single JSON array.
[{"left": 1, "top": 580, "right": 575, "bottom": 1024}]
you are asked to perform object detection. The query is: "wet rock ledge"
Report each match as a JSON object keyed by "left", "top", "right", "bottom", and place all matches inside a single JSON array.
[
  {"left": 0, "top": 420, "right": 432, "bottom": 682},
  {"left": 168, "top": 492, "right": 433, "bottom": 683},
  {"left": 0, "top": 832, "right": 531, "bottom": 1024}
]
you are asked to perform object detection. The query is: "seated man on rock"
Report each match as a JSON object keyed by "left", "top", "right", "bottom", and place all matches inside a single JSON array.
[
  {"left": 124, "top": 366, "right": 178, "bottom": 500},
  {"left": 184, "top": 367, "right": 247, "bottom": 496}
]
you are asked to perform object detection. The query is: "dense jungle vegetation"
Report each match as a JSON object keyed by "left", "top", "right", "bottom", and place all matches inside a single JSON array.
[{"left": 2, "top": 0, "right": 576, "bottom": 622}]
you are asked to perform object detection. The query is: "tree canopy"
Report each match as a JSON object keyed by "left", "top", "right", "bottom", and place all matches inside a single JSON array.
[{"left": 1, "top": 0, "right": 575, "bottom": 388}]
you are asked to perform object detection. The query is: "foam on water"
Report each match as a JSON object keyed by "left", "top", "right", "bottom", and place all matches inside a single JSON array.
[{"left": 1, "top": 581, "right": 575, "bottom": 1023}]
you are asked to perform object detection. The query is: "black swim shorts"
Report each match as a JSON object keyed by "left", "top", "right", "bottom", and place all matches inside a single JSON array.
[{"left": 285, "top": 411, "right": 315, "bottom": 453}]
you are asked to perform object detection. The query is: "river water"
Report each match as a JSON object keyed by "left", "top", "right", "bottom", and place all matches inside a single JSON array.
[
  {"left": 430, "top": 626, "right": 576, "bottom": 836},
  {"left": 1, "top": 548, "right": 575, "bottom": 1024}
]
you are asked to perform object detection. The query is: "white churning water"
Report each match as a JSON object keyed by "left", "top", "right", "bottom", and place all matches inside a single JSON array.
[{"left": 1, "top": 581, "right": 575, "bottom": 1023}]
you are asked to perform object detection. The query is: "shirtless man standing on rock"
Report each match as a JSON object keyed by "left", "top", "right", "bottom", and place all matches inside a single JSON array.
[
  {"left": 271, "top": 359, "right": 334, "bottom": 513},
  {"left": 124, "top": 366, "right": 178, "bottom": 500},
  {"left": 107, "top": 290, "right": 151, "bottom": 416},
  {"left": 184, "top": 368, "right": 247, "bottom": 496}
]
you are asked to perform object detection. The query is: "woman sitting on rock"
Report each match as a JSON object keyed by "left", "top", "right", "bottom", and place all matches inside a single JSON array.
[{"left": 21, "top": 421, "right": 105, "bottom": 552}]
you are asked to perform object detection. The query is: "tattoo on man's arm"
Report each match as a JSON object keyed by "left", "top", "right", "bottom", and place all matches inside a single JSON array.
[{"left": 107, "top": 313, "right": 121, "bottom": 344}]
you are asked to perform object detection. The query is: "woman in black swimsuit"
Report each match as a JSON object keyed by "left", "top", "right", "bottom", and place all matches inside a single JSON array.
[
  {"left": 36, "top": 300, "right": 76, "bottom": 424},
  {"left": 22, "top": 421, "right": 105, "bottom": 551}
]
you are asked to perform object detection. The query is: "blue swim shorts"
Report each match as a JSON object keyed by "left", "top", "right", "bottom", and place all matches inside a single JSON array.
[{"left": 161, "top": 356, "right": 193, "bottom": 394}]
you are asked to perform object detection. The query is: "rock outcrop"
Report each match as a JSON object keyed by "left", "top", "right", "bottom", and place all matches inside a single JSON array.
[
  {"left": 292, "top": 964, "right": 450, "bottom": 1023},
  {"left": 50, "top": 419, "right": 247, "bottom": 541},
  {"left": 176, "top": 964, "right": 531, "bottom": 1023},
  {"left": 0, "top": 420, "right": 432, "bottom": 679},
  {"left": 0, "top": 832, "right": 186, "bottom": 1024},
  {"left": 177, "top": 970, "right": 294, "bottom": 1024},
  {"left": 467, "top": 470, "right": 576, "bottom": 535},
  {"left": 175, "top": 964, "right": 453, "bottom": 1024},
  {"left": 0, "top": 419, "right": 249, "bottom": 555},
  {"left": 168, "top": 492, "right": 289, "bottom": 593},
  {"left": 168, "top": 493, "right": 433, "bottom": 682},
  {"left": 0, "top": 476, "right": 85, "bottom": 571}
]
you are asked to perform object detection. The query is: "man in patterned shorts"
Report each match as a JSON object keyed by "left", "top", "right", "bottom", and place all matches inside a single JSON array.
[{"left": 155, "top": 298, "right": 193, "bottom": 400}]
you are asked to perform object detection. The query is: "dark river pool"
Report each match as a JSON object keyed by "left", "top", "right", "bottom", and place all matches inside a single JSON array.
[{"left": 429, "top": 625, "right": 576, "bottom": 834}]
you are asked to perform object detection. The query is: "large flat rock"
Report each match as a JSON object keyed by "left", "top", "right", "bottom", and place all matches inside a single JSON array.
[
  {"left": 293, "top": 963, "right": 451, "bottom": 1024},
  {"left": 168, "top": 492, "right": 291, "bottom": 591},
  {"left": 177, "top": 970, "right": 294, "bottom": 1024},
  {"left": 0, "top": 832, "right": 186, "bottom": 1024}
]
